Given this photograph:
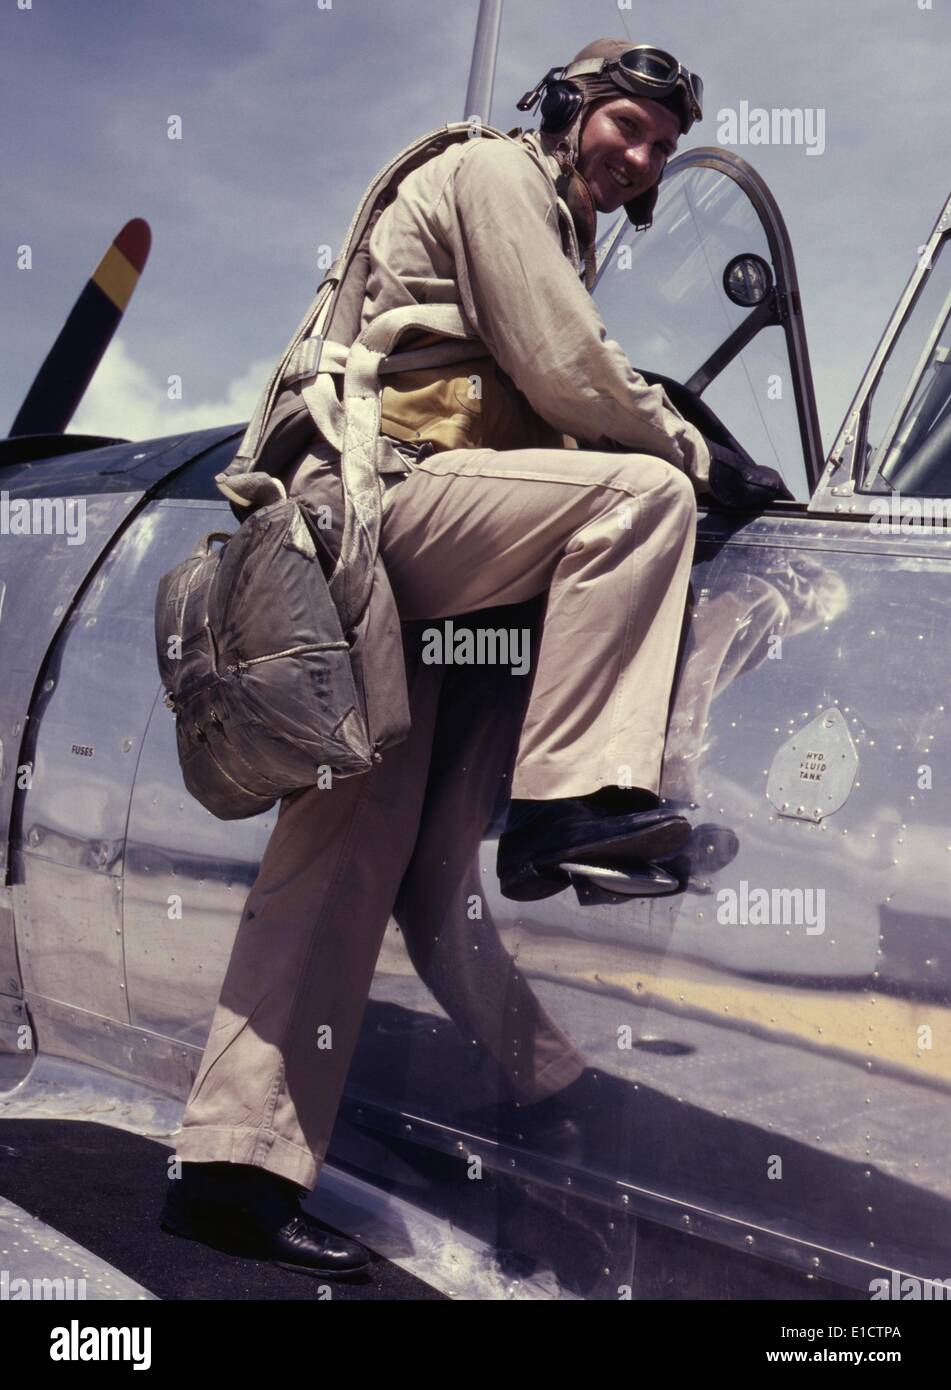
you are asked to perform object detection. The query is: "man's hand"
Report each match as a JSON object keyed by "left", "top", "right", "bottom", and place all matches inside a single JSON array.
[{"left": 706, "top": 441, "right": 794, "bottom": 508}]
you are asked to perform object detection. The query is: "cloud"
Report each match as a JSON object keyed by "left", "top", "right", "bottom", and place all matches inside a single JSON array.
[{"left": 71, "top": 338, "right": 270, "bottom": 440}]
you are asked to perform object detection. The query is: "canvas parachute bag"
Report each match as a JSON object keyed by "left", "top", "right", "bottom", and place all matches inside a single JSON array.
[{"left": 155, "top": 122, "right": 523, "bottom": 820}]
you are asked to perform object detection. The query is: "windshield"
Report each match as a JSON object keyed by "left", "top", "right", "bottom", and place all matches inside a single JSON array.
[
  {"left": 593, "top": 162, "right": 814, "bottom": 500},
  {"left": 860, "top": 237, "right": 951, "bottom": 497}
]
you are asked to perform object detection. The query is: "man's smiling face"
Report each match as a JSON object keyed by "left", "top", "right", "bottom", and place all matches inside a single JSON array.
[{"left": 575, "top": 94, "right": 681, "bottom": 214}]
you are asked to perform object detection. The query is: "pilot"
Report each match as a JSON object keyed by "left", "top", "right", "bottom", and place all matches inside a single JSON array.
[{"left": 161, "top": 36, "right": 789, "bottom": 1277}]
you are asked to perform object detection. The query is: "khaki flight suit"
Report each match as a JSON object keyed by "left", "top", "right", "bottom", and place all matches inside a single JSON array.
[{"left": 173, "top": 128, "right": 712, "bottom": 1191}]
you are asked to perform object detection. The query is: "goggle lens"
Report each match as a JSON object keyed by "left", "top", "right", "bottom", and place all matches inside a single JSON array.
[
  {"left": 618, "top": 46, "right": 703, "bottom": 119},
  {"left": 625, "top": 49, "right": 678, "bottom": 83}
]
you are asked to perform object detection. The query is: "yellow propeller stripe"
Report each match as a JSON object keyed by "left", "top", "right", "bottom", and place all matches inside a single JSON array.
[{"left": 92, "top": 244, "right": 139, "bottom": 311}]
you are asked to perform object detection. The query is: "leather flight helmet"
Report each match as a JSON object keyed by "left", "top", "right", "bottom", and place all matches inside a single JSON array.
[{"left": 517, "top": 36, "right": 703, "bottom": 232}]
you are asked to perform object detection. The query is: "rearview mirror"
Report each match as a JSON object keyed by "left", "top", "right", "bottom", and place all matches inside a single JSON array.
[{"left": 723, "top": 253, "right": 773, "bottom": 307}]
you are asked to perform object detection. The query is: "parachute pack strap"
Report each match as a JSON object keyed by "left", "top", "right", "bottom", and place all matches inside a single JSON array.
[
  {"left": 230, "top": 278, "right": 337, "bottom": 470},
  {"left": 326, "top": 121, "right": 505, "bottom": 288},
  {"left": 224, "top": 121, "right": 518, "bottom": 486},
  {"left": 314, "top": 336, "right": 486, "bottom": 377},
  {"left": 192, "top": 530, "right": 233, "bottom": 557},
  {"left": 379, "top": 334, "right": 484, "bottom": 373},
  {"left": 213, "top": 472, "right": 287, "bottom": 511},
  {"left": 327, "top": 339, "right": 383, "bottom": 632},
  {"left": 328, "top": 303, "right": 474, "bottom": 631},
  {"left": 552, "top": 193, "right": 584, "bottom": 277},
  {"left": 299, "top": 307, "right": 477, "bottom": 457},
  {"left": 283, "top": 334, "right": 323, "bottom": 385},
  {"left": 360, "top": 302, "right": 473, "bottom": 356},
  {"left": 294, "top": 337, "right": 351, "bottom": 457}
]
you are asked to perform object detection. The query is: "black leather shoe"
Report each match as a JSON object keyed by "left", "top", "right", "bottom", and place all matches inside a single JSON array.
[
  {"left": 456, "top": 1095, "right": 582, "bottom": 1161},
  {"left": 456, "top": 1069, "right": 606, "bottom": 1162},
  {"left": 160, "top": 1160, "right": 371, "bottom": 1278},
  {"left": 655, "top": 822, "right": 740, "bottom": 894},
  {"left": 497, "top": 798, "right": 692, "bottom": 902}
]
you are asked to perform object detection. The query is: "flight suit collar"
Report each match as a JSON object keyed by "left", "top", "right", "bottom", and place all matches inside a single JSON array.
[{"left": 507, "top": 128, "right": 598, "bottom": 287}]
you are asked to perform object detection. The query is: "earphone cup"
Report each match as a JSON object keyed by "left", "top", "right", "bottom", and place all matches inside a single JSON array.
[{"left": 538, "top": 80, "right": 584, "bottom": 134}]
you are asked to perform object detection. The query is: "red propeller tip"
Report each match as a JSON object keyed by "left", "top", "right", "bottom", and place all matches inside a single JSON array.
[{"left": 113, "top": 218, "right": 151, "bottom": 273}]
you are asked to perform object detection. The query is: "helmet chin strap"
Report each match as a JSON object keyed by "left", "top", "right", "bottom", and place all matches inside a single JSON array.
[
  {"left": 552, "top": 155, "right": 598, "bottom": 288},
  {"left": 534, "top": 120, "right": 599, "bottom": 286}
]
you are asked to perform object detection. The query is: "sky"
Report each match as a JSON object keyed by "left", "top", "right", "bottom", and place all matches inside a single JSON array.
[{"left": 1, "top": 0, "right": 947, "bottom": 462}]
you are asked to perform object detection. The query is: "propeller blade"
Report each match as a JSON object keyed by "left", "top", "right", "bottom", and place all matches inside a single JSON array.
[{"left": 9, "top": 218, "right": 151, "bottom": 437}]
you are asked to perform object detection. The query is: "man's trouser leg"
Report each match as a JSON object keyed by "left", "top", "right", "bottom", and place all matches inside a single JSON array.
[
  {"left": 173, "top": 635, "right": 445, "bottom": 1192},
  {"left": 394, "top": 622, "right": 588, "bottom": 1107},
  {"left": 662, "top": 582, "right": 789, "bottom": 804},
  {"left": 174, "top": 444, "right": 694, "bottom": 1190},
  {"left": 380, "top": 445, "right": 698, "bottom": 799}
]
